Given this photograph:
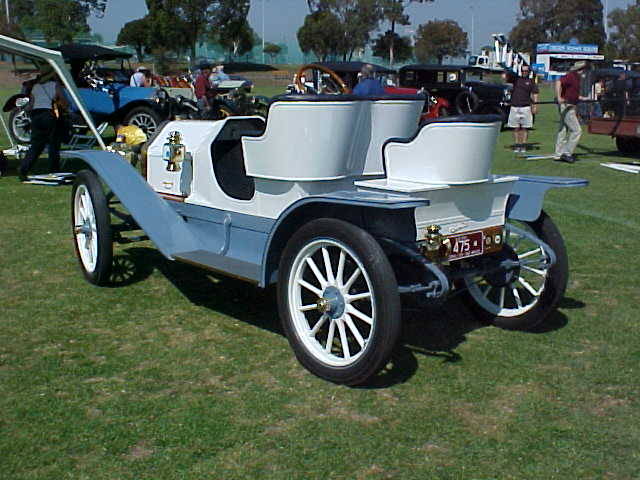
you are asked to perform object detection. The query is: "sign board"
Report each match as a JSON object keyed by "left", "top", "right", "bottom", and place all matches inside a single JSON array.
[{"left": 536, "top": 43, "right": 599, "bottom": 54}]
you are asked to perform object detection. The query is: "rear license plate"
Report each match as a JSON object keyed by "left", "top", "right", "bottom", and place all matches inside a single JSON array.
[{"left": 448, "top": 231, "right": 484, "bottom": 261}]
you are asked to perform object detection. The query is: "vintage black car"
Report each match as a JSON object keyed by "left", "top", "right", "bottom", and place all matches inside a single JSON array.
[{"left": 398, "top": 64, "right": 512, "bottom": 118}]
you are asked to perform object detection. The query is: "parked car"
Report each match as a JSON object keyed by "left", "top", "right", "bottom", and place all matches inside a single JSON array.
[
  {"left": 1, "top": 37, "right": 588, "bottom": 386},
  {"left": 588, "top": 68, "right": 640, "bottom": 154},
  {"left": 288, "top": 62, "right": 448, "bottom": 119},
  {"left": 398, "top": 64, "right": 512, "bottom": 119},
  {"left": 5, "top": 44, "right": 172, "bottom": 144}
]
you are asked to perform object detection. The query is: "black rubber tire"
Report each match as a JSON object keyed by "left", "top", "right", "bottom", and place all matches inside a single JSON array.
[
  {"left": 277, "top": 218, "right": 401, "bottom": 385},
  {"left": 123, "top": 106, "right": 162, "bottom": 135},
  {"left": 9, "top": 108, "right": 31, "bottom": 144},
  {"left": 455, "top": 90, "right": 480, "bottom": 114},
  {"left": 71, "top": 169, "right": 113, "bottom": 286},
  {"left": 615, "top": 136, "right": 640, "bottom": 155},
  {"left": 463, "top": 211, "right": 569, "bottom": 331}
]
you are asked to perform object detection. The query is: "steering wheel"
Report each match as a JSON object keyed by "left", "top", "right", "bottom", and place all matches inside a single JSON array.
[{"left": 295, "top": 64, "right": 351, "bottom": 94}]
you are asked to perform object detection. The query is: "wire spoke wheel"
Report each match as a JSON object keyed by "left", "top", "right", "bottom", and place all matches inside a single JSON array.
[
  {"left": 465, "top": 223, "right": 550, "bottom": 317},
  {"left": 462, "top": 211, "right": 569, "bottom": 330},
  {"left": 71, "top": 170, "right": 113, "bottom": 285},
  {"left": 11, "top": 109, "right": 31, "bottom": 143},
  {"left": 278, "top": 219, "right": 400, "bottom": 385},
  {"left": 289, "top": 239, "right": 375, "bottom": 367}
]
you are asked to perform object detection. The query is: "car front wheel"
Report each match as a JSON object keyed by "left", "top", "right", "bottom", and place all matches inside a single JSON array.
[
  {"left": 123, "top": 106, "right": 162, "bottom": 135},
  {"left": 71, "top": 170, "right": 113, "bottom": 285},
  {"left": 278, "top": 219, "right": 401, "bottom": 385},
  {"left": 463, "top": 211, "right": 568, "bottom": 331}
]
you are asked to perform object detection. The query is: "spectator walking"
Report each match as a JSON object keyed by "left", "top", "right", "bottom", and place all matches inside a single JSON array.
[
  {"left": 508, "top": 64, "right": 538, "bottom": 154},
  {"left": 352, "top": 64, "right": 385, "bottom": 96},
  {"left": 555, "top": 60, "right": 589, "bottom": 163},
  {"left": 19, "top": 65, "right": 67, "bottom": 181}
]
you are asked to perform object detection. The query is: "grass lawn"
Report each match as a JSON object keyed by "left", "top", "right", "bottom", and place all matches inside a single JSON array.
[{"left": 0, "top": 84, "right": 639, "bottom": 479}]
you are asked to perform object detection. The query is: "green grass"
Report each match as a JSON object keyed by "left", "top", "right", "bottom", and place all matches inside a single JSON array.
[{"left": 1, "top": 84, "right": 639, "bottom": 479}]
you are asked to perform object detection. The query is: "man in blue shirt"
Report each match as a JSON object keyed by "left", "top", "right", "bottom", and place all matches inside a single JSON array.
[{"left": 352, "top": 64, "right": 385, "bottom": 96}]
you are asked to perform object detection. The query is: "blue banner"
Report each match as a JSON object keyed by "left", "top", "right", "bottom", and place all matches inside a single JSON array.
[{"left": 536, "top": 43, "right": 599, "bottom": 54}]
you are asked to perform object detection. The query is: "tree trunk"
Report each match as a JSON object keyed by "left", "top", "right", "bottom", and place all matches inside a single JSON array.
[
  {"left": 390, "top": 19, "right": 396, "bottom": 66},
  {"left": 136, "top": 46, "right": 144, "bottom": 62}
]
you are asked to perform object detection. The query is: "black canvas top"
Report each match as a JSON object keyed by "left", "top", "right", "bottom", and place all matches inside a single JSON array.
[
  {"left": 54, "top": 44, "right": 132, "bottom": 62},
  {"left": 313, "top": 62, "right": 395, "bottom": 74}
]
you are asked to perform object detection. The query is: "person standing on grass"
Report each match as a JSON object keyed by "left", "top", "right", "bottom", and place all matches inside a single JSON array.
[
  {"left": 194, "top": 62, "right": 213, "bottom": 112},
  {"left": 554, "top": 60, "right": 589, "bottom": 164},
  {"left": 508, "top": 64, "right": 539, "bottom": 155},
  {"left": 19, "top": 65, "right": 67, "bottom": 182}
]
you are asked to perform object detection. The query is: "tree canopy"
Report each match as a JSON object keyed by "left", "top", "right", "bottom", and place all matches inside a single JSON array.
[
  {"left": 607, "top": 1, "right": 640, "bottom": 61},
  {"left": 509, "top": 0, "right": 606, "bottom": 54},
  {"left": 264, "top": 42, "right": 282, "bottom": 63},
  {"left": 414, "top": 19, "right": 467, "bottom": 63},
  {"left": 116, "top": 18, "right": 149, "bottom": 62},
  {"left": 298, "top": 0, "right": 383, "bottom": 61},
  {"left": 372, "top": 30, "right": 412, "bottom": 63}
]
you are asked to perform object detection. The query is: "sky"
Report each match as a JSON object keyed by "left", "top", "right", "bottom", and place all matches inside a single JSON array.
[{"left": 88, "top": 0, "right": 637, "bottom": 57}]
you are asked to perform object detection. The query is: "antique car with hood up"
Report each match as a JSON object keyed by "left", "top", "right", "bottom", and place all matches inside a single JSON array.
[{"left": 0, "top": 36, "right": 587, "bottom": 386}]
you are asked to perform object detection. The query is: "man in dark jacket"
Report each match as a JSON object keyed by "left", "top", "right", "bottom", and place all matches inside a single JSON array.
[{"left": 507, "top": 64, "right": 538, "bottom": 154}]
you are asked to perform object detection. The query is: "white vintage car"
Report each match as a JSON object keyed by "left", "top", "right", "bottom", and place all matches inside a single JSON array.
[{"left": 1, "top": 37, "right": 587, "bottom": 385}]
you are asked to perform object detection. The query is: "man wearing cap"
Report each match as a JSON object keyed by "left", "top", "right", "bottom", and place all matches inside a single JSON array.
[
  {"left": 554, "top": 60, "right": 589, "bottom": 163},
  {"left": 194, "top": 62, "right": 212, "bottom": 112}
]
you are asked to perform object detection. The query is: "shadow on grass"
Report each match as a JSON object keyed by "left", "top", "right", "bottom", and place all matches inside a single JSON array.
[
  {"left": 114, "top": 246, "right": 282, "bottom": 335},
  {"left": 108, "top": 246, "right": 574, "bottom": 388}
]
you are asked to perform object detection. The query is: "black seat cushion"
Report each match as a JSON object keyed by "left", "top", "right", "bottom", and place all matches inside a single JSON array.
[{"left": 420, "top": 114, "right": 502, "bottom": 126}]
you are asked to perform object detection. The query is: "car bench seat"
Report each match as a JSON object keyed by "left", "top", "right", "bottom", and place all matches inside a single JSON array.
[
  {"left": 241, "top": 93, "right": 425, "bottom": 181},
  {"left": 383, "top": 114, "right": 502, "bottom": 185}
]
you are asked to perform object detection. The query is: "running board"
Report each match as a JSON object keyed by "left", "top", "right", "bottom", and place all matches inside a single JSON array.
[{"left": 173, "top": 250, "right": 261, "bottom": 283}]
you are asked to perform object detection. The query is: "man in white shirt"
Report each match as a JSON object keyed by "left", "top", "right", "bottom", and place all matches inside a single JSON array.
[{"left": 130, "top": 66, "right": 149, "bottom": 87}]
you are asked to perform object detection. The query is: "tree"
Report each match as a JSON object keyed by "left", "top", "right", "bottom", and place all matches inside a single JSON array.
[
  {"left": 209, "top": 0, "right": 256, "bottom": 60},
  {"left": 381, "top": 0, "right": 433, "bottom": 65},
  {"left": 509, "top": 0, "right": 606, "bottom": 54},
  {"left": 608, "top": 2, "right": 640, "bottom": 61},
  {"left": 298, "top": 0, "right": 383, "bottom": 61},
  {"left": 372, "top": 30, "right": 412, "bottom": 62},
  {"left": 33, "top": 0, "right": 90, "bottom": 43},
  {"left": 117, "top": 18, "right": 149, "bottom": 61},
  {"left": 263, "top": 42, "right": 282, "bottom": 63},
  {"left": 297, "top": 10, "right": 343, "bottom": 61},
  {"left": 144, "top": 1, "right": 190, "bottom": 72},
  {"left": 175, "top": 0, "right": 219, "bottom": 61},
  {"left": 414, "top": 19, "right": 467, "bottom": 63}
]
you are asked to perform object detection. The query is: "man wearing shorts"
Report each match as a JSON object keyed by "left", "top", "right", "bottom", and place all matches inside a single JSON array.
[{"left": 508, "top": 65, "right": 538, "bottom": 154}]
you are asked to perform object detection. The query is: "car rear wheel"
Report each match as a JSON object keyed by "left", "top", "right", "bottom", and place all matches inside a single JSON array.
[
  {"left": 71, "top": 170, "right": 113, "bottom": 285},
  {"left": 123, "top": 106, "right": 161, "bottom": 135},
  {"left": 462, "top": 211, "right": 568, "bottom": 331},
  {"left": 455, "top": 90, "right": 480, "bottom": 114},
  {"left": 278, "top": 219, "right": 401, "bottom": 385},
  {"left": 615, "top": 136, "right": 640, "bottom": 154}
]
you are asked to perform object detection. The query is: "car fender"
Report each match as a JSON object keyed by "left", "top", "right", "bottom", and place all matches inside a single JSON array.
[
  {"left": 260, "top": 192, "right": 429, "bottom": 286},
  {"left": 506, "top": 175, "right": 588, "bottom": 222},
  {"left": 65, "top": 150, "right": 201, "bottom": 258}
]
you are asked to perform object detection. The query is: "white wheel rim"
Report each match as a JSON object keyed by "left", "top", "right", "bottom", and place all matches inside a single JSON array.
[
  {"left": 73, "top": 185, "right": 98, "bottom": 273},
  {"left": 464, "top": 223, "right": 551, "bottom": 317},
  {"left": 288, "top": 239, "right": 376, "bottom": 367},
  {"left": 128, "top": 113, "right": 157, "bottom": 134},
  {"left": 13, "top": 111, "right": 31, "bottom": 142}
]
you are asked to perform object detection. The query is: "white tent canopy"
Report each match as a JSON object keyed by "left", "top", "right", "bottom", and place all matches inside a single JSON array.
[{"left": 0, "top": 34, "right": 106, "bottom": 150}]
